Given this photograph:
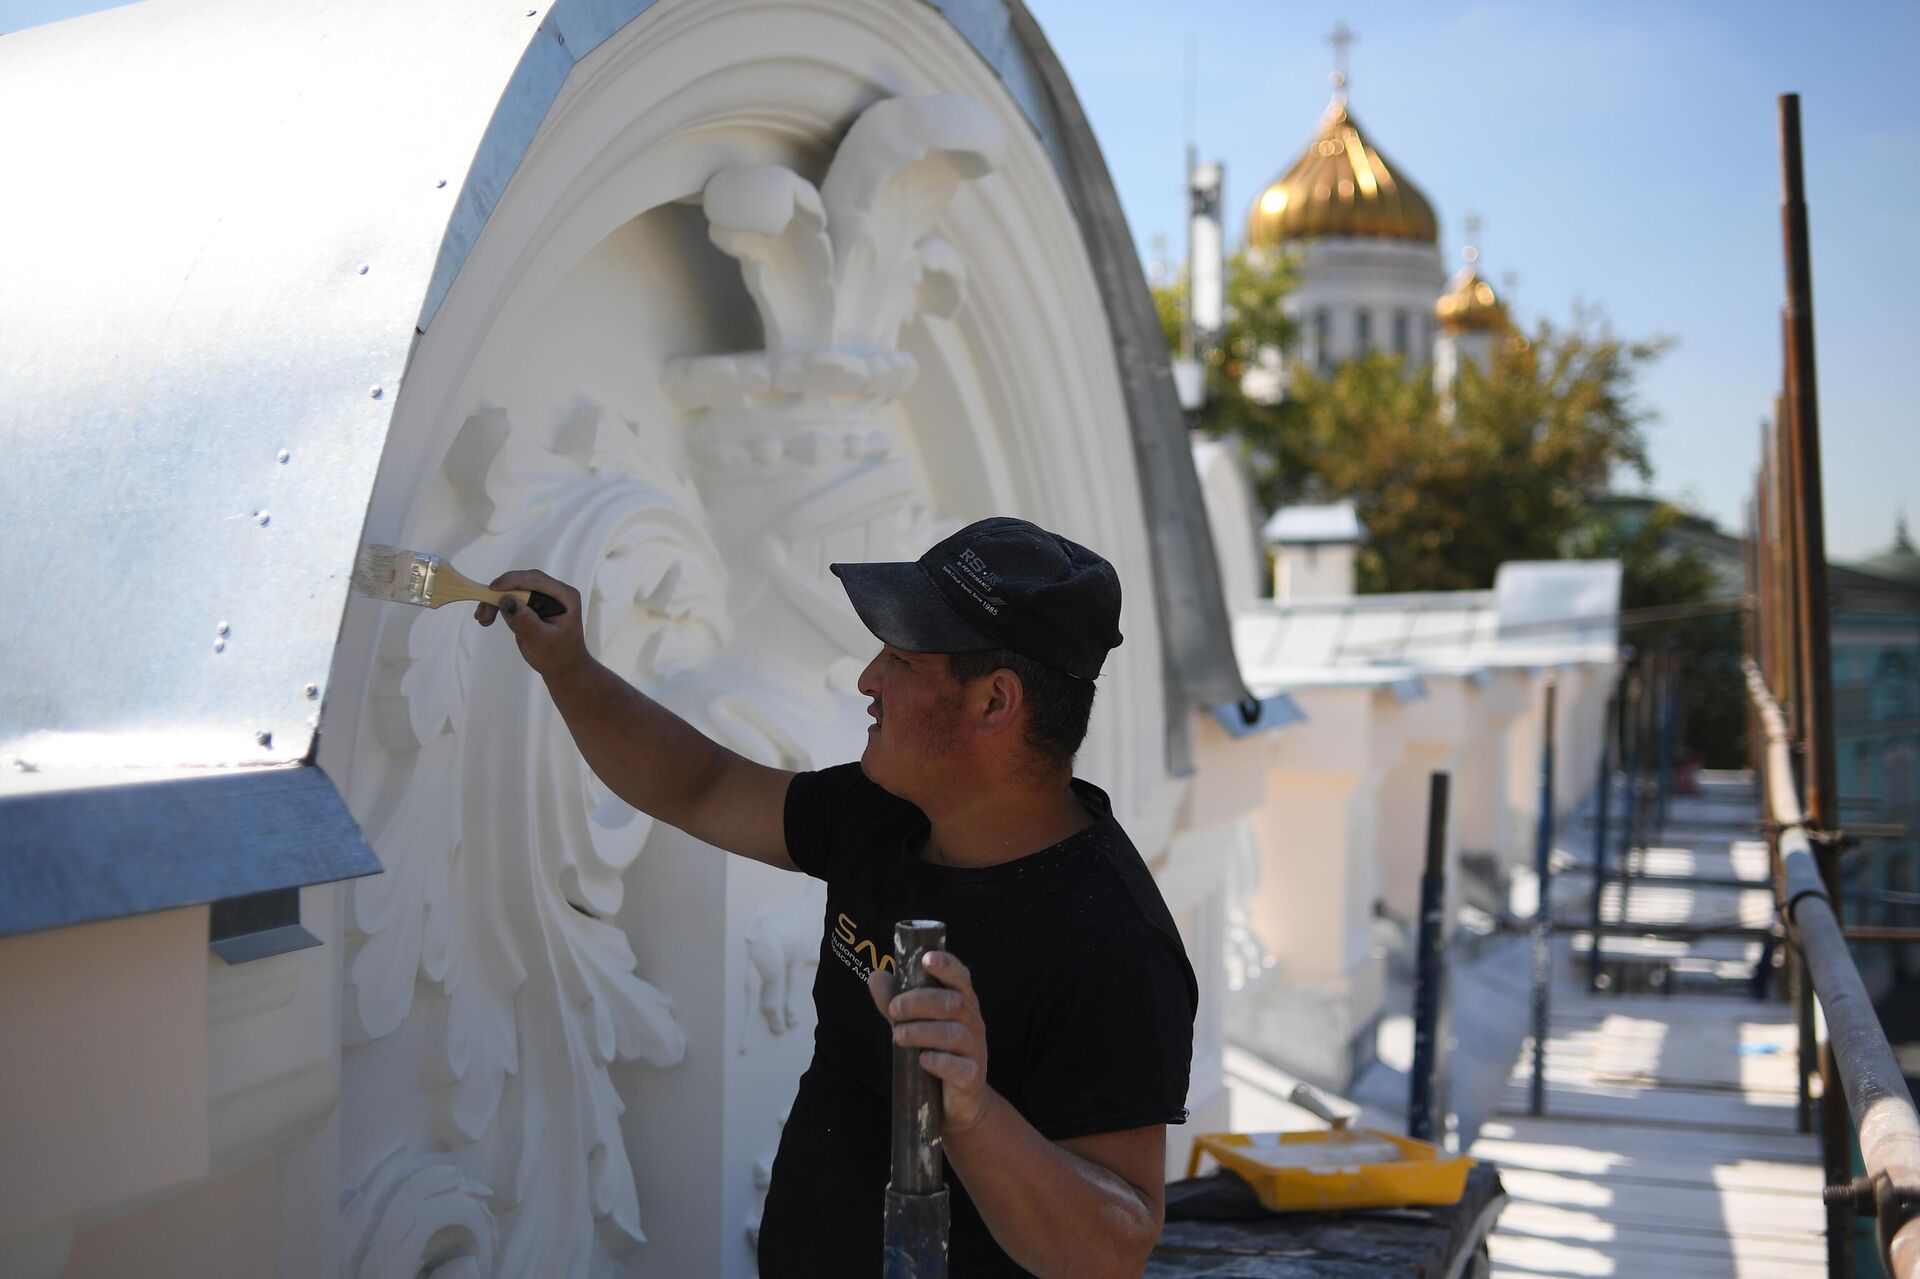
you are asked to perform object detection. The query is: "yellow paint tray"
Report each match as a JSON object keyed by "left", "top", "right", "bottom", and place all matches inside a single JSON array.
[{"left": 1185, "top": 1086, "right": 1474, "bottom": 1212}]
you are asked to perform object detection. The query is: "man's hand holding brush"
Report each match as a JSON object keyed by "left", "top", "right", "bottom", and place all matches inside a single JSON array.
[
  {"left": 470, "top": 568, "right": 797, "bottom": 869},
  {"left": 474, "top": 570, "right": 590, "bottom": 682}
]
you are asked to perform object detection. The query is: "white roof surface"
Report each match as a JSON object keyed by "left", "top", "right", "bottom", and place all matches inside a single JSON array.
[{"left": 1234, "top": 559, "right": 1622, "bottom": 691}]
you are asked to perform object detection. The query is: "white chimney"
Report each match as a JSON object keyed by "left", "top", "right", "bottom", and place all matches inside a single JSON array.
[{"left": 1262, "top": 500, "right": 1364, "bottom": 600}]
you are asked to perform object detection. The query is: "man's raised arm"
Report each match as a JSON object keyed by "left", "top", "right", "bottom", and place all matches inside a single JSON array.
[{"left": 476, "top": 569, "right": 798, "bottom": 871}]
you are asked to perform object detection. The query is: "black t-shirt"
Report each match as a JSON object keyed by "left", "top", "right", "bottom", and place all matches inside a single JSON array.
[{"left": 757, "top": 763, "right": 1198, "bottom": 1278}]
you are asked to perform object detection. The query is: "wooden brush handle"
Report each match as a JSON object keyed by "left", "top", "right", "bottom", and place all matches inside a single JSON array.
[{"left": 435, "top": 566, "right": 568, "bottom": 619}]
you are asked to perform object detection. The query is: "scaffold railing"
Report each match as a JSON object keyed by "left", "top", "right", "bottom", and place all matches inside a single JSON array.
[{"left": 1748, "top": 660, "right": 1920, "bottom": 1279}]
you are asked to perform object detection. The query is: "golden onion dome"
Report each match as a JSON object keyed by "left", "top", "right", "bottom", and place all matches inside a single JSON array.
[
  {"left": 1435, "top": 261, "right": 1506, "bottom": 331},
  {"left": 1246, "top": 96, "right": 1439, "bottom": 247}
]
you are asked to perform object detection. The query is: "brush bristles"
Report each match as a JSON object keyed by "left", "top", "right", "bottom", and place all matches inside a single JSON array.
[{"left": 352, "top": 544, "right": 441, "bottom": 605}]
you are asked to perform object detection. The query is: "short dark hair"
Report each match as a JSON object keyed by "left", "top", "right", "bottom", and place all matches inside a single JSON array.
[{"left": 946, "top": 648, "right": 1097, "bottom": 769}]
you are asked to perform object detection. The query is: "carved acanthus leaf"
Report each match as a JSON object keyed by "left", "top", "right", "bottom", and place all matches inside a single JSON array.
[
  {"left": 340, "top": 1146, "right": 497, "bottom": 1279},
  {"left": 663, "top": 94, "right": 1003, "bottom": 424},
  {"left": 703, "top": 165, "right": 835, "bottom": 351},
  {"left": 820, "top": 94, "right": 1002, "bottom": 350},
  {"left": 349, "top": 400, "right": 716, "bottom": 1269}
]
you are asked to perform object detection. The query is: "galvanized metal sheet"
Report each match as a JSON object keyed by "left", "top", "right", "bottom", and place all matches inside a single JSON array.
[
  {"left": 0, "top": 0, "right": 643, "bottom": 771},
  {"left": 0, "top": 766, "right": 379, "bottom": 938}
]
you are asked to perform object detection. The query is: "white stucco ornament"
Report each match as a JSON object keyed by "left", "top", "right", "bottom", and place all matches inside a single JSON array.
[
  {"left": 744, "top": 880, "right": 827, "bottom": 1040},
  {"left": 340, "top": 1146, "right": 498, "bottom": 1279},
  {"left": 664, "top": 93, "right": 1002, "bottom": 432},
  {"left": 347, "top": 398, "right": 717, "bottom": 1266},
  {"left": 344, "top": 86, "right": 1006, "bottom": 1276}
]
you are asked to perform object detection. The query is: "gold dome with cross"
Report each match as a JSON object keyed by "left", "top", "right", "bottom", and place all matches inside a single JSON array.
[{"left": 1246, "top": 23, "right": 1439, "bottom": 247}]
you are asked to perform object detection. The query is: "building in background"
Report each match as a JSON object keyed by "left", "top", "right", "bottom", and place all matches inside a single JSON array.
[
  {"left": 1831, "top": 519, "right": 1920, "bottom": 1003},
  {"left": 1241, "top": 28, "right": 1507, "bottom": 393}
]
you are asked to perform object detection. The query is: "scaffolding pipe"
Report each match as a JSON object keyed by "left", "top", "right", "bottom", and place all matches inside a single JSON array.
[
  {"left": 1409, "top": 771, "right": 1451, "bottom": 1145},
  {"left": 1587, "top": 690, "right": 1616, "bottom": 991},
  {"left": 1749, "top": 661, "right": 1920, "bottom": 1279},
  {"left": 1529, "top": 684, "right": 1557, "bottom": 1116},
  {"left": 1779, "top": 95, "right": 1855, "bottom": 1273},
  {"left": 1610, "top": 672, "right": 1643, "bottom": 993}
]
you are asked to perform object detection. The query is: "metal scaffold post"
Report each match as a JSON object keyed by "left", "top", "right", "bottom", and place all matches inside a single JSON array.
[
  {"left": 1779, "top": 91, "right": 1854, "bottom": 1279},
  {"left": 1529, "top": 684, "right": 1558, "bottom": 1116},
  {"left": 1409, "top": 771, "right": 1452, "bottom": 1144},
  {"left": 1587, "top": 689, "right": 1617, "bottom": 991}
]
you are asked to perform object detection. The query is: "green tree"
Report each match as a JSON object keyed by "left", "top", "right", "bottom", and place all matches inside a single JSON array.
[
  {"left": 1565, "top": 501, "right": 1747, "bottom": 766},
  {"left": 1153, "top": 251, "right": 1314, "bottom": 507},
  {"left": 1160, "top": 251, "right": 1670, "bottom": 593},
  {"left": 1287, "top": 313, "right": 1669, "bottom": 592}
]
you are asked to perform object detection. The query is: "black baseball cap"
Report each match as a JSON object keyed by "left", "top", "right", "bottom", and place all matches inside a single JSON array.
[{"left": 831, "top": 517, "right": 1123, "bottom": 679}]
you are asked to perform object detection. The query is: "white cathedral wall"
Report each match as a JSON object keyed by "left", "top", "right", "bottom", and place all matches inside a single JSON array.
[
  {"left": 1279, "top": 237, "right": 1446, "bottom": 371},
  {"left": 303, "top": 1, "right": 1190, "bottom": 1275}
]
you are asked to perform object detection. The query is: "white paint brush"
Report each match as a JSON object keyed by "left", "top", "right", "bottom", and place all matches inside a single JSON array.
[{"left": 351, "top": 544, "right": 567, "bottom": 619}]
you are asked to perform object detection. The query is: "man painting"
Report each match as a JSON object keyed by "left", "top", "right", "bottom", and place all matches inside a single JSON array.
[{"left": 478, "top": 516, "right": 1196, "bottom": 1276}]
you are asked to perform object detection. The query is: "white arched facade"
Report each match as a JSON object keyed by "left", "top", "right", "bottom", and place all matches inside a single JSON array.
[{"left": 318, "top": 1, "right": 1177, "bottom": 1274}]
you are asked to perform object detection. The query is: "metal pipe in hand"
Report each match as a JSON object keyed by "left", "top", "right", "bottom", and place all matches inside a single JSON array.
[{"left": 885, "top": 920, "right": 950, "bottom": 1279}]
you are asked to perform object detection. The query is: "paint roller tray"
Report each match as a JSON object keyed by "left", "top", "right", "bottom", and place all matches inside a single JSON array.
[{"left": 1185, "top": 1130, "right": 1476, "bottom": 1212}]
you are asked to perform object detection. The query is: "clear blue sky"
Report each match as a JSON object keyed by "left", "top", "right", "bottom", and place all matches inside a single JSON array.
[{"left": 10, "top": 0, "right": 1916, "bottom": 559}]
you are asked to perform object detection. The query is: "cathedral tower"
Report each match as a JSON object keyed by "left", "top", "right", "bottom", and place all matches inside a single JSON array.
[
  {"left": 1245, "top": 25, "right": 1446, "bottom": 377},
  {"left": 1433, "top": 227, "right": 1509, "bottom": 391}
]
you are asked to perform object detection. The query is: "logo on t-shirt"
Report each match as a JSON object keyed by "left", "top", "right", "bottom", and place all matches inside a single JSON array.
[{"left": 831, "top": 912, "right": 895, "bottom": 980}]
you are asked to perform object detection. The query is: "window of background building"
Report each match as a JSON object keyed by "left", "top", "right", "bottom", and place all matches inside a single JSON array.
[
  {"left": 1393, "top": 310, "right": 1409, "bottom": 356},
  {"left": 1355, "top": 309, "right": 1371, "bottom": 354},
  {"left": 1315, "top": 308, "right": 1331, "bottom": 372}
]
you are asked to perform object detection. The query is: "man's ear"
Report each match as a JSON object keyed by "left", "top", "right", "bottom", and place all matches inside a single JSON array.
[{"left": 977, "top": 667, "right": 1025, "bottom": 737}]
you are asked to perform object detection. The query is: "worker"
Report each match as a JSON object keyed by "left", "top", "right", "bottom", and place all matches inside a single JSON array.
[{"left": 476, "top": 515, "right": 1197, "bottom": 1277}]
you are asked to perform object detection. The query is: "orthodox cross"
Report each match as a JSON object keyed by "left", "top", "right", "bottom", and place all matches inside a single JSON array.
[{"left": 1326, "top": 22, "right": 1357, "bottom": 92}]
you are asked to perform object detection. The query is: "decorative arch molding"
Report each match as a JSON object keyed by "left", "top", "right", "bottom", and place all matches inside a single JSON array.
[{"left": 322, "top": 0, "right": 1175, "bottom": 1272}]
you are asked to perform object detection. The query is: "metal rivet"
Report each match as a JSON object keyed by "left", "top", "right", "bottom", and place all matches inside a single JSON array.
[
  {"left": 305, "top": 683, "right": 319, "bottom": 700},
  {"left": 256, "top": 510, "right": 271, "bottom": 526},
  {"left": 357, "top": 264, "right": 369, "bottom": 275},
  {"left": 436, "top": 178, "right": 447, "bottom": 189},
  {"left": 526, "top": 7, "right": 537, "bottom": 14},
  {"left": 277, "top": 448, "right": 290, "bottom": 463},
  {"left": 370, "top": 385, "right": 383, "bottom": 399},
  {"left": 213, "top": 638, "right": 225, "bottom": 652},
  {"left": 216, "top": 620, "right": 230, "bottom": 635},
  {"left": 256, "top": 730, "right": 273, "bottom": 748}
]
